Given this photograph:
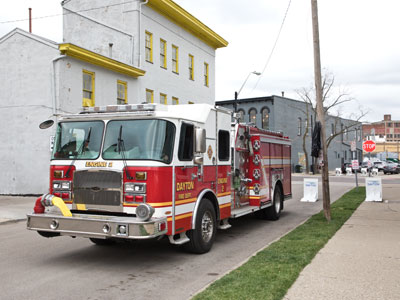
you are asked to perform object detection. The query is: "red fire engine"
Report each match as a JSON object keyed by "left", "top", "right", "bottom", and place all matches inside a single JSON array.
[{"left": 27, "top": 104, "right": 291, "bottom": 253}]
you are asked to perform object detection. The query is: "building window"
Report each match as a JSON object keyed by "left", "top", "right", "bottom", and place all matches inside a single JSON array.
[
  {"left": 172, "top": 45, "right": 178, "bottom": 73},
  {"left": 160, "top": 93, "right": 167, "bottom": 104},
  {"left": 249, "top": 108, "right": 257, "bottom": 124},
  {"left": 341, "top": 124, "right": 344, "bottom": 142},
  {"left": 117, "top": 80, "right": 127, "bottom": 104},
  {"left": 160, "top": 39, "right": 166, "bottom": 68},
  {"left": 172, "top": 96, "right": 179, "bottom": 105},
  {"left": 237, "top": 109, "right": 245, "bottom": 123},
  {"left": 188, "top": 54, "right": 194, "bottom": 80},
  {"left": 82, "top": 70, "right": 95, "bottom": 107},
  {"left": 261, "top": 107, "right": 269, "bottom": 130},
  {"left": 298, "top": 117, "right": 302, "bottom": 136},
  {"left": 146, "top": 89, "right": 154, "bottom": 103},
  {"left": 331, "top": 123, "right": 334, "bottom": 136},
  {"left": 204, "top": 62, "right": 209, "bottom": 87},
  {"left": 344, "top": 127, "right": 348, "bottom": 140},
  {"left": 387, "top": 122, "right": 392, "bottom": 127},
  {"left": 188, "top": 101, "right": 194, "bottom": 104},
  {"left": 145, "top": 31, "right": 153, "bottom": 63},
  {"left": 395, "top": 123, "right": 400, "bottom": 128}
]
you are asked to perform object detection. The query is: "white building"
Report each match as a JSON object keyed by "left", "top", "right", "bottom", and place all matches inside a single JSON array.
[{"left": 0, "top": 0, "right": 227, "bottom": 194}]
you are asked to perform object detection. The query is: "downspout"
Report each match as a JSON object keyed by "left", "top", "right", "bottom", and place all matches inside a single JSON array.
[
  {"left": 138, "top": 0, "right": 149, "bottom": 68},
  {"left": 51, "top": 55, "right": 66, "bottom": 116}
]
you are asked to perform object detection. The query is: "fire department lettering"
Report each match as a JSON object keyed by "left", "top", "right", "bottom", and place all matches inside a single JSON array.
[
  {"left": 85, "top": 162, "right": 107, "bottom": 167},
  {"left": 176, "top": 181, "right": 194, "bottom": 192}
]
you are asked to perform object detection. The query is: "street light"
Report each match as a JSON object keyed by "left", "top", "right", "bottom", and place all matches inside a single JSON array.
[{"left": 234, "top": 71, "right": 261, "bottom": 112}]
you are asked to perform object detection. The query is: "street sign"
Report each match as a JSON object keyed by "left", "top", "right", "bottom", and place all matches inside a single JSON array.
[
  {"left": 352, "top": 160, "right": 359, "bottom": 170},
  {"left": 363, "top": 140, "right": 376, "bottom": 152}
]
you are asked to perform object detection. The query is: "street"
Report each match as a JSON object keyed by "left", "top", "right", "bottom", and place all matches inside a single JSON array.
[{"left": 0, "top": 176, "right": 364, "bottom": 300}]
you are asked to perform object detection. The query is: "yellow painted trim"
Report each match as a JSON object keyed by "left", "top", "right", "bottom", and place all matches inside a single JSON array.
[
  {"left": 59, "top": 43, "right": 145, "bottom": 78},
  {"left": 146, "top": 0, "right": 228, "bottom": 49},
  {"left": 167, "top": 212, "right": 193, "bottom": 222},
  {"left": 117, "top": 80, "right": 128, "bottom": 104},
  {"left": 219, "top": 203, "right": 231, "bottom": 209},
  {"left": 172, "top": 96, "right": 179, "bottom": 105},
  {"left": 145, "top": 31, "right": 153, "bottom": 62},
  {"left": 217, "top": 191, "right": 231, "bottom": 197}
]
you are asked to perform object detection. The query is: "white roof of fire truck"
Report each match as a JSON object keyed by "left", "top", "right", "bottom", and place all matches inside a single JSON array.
[{"left": 60, "top": 103, "right": 231, "bottom": 124}]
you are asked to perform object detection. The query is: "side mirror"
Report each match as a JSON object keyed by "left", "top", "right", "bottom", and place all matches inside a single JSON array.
[
  {"left": 39, "top": 120, "right": 54, "bottom": 129},
  {"left": 194, "top": 128, "right": 206, "bottom": 153}
]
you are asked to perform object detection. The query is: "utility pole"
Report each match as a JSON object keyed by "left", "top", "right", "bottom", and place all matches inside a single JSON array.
[{"left": 311, "top": 0, "right": 331, "bottom": 221}]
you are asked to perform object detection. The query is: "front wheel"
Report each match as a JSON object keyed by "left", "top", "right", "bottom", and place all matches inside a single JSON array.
[
  {"left": 185, "top": 199, "right": 217, "bottom": 254},
  {"left": 89, "top": 238, "right": 116, "bottom": 246}
]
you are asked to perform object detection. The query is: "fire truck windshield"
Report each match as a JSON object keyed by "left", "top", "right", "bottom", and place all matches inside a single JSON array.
[
  {"left": 52, "top": 121, "right": 104, "bottom": 160},
  {"left": 103, "top": 119, "right": 175, "bottom": 164}
]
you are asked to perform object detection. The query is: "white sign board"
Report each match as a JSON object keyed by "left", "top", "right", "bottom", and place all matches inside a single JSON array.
[
  {"left": 301, "top": 178, "right": 318, "bottom": 202},
  {"left": 352, "top": 160, "right": 359, "bottom": 170},
  {"left": 365, "top": 178, "right": 382, "bottom": 202}
]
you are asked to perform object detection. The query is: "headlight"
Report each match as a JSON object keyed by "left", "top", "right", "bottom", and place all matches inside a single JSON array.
[
  {"left": 53, "top": 181, "right": 71, "bottom": 190},
  {"left": 125, "top": 182, "right": 146, "bottom": 193},
  {"left": 136, "top": 203, "right": 154, "bottom": 221}
]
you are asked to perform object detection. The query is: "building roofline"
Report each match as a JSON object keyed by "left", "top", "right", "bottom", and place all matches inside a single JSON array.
[
  {"left": 146, "top": 0, "right": 228, "bottom": 49},
  {"left": 0, "top": 28, "right": 58, "bottom": 49},
  {"left": 59, "top": 43, "right": 146, "bottom": 77}
]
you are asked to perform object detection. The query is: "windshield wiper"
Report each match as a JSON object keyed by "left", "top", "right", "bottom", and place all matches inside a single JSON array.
[
  {"left": 117, "top": 125, "right": 133, "bottom": 180},
  {"left": 65, "top": 127, "right": 92, "bottom": 178}
]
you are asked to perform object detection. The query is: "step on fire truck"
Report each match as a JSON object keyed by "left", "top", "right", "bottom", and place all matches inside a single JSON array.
[{"left": 27, "top": 104, "right": 292, "bottom": 254}]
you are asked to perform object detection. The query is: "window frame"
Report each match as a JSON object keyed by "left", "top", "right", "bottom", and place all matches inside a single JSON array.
[
  {"left": 160, "top": 93, "right": 167, "bottom": 104},
  {"left": 261, "top": 107, "right": 270, "bottom": 130},
  {"left": 188, "top": 54, "right": 194, "bottom": 80},
  {"left": 218, "top": 130, "right": 230, "bottom": 161},
  {"left": 248, "top": 108, "right": 257, "bottom": 124},
  {"left": 172, "top": 45, "right": 179, "bottom": 74},
  {"left": 146, "top": 89, "right": 154, "bottom": 103},
  {"left": 82, "top": 69, "right": 95, "bottom": 107},
  {"left": 178, "top": 122, "right": 194, "bottom": 161},
  {"left": 297, "top": 117, "right": 302, "bottom": 136},
  {"left": 172, "top": 96, "right": 179, "bottom": 105},
  {"left": 160, "top": 38, "right": 167, "bottom": 69},
  {"left": 117, "top": 80, "right": 127, "bottom": 104},
  {"left": 204, "top": 62, "right": 209, "bottom": 87},
  {"left": 145, "top": 31, "right": 153, "bottom": 63}
]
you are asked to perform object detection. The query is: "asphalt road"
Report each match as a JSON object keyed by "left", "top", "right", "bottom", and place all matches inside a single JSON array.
[{"left": 0, "top": 178, "right": 356, "bottom": 300}]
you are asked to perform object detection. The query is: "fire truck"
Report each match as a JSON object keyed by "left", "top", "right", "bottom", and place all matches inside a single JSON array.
[{"left": 27, "top": 103, "right": 291, "bottom": 253}]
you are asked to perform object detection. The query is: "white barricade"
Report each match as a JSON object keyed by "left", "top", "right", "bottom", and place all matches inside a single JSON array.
[
  {"left": 365, "top": 178, "right": 382, "bottom": 202},
  {"left": 300, "top": 178, "right": 318, "bottom": 202},
  {"left": 346, "top": 167, "right": 353, "bottom": 176},
  {"left": 371, "top": 168, "right": 379, "bottom": 176},
  {"left": 335, "top": 168, "right": 342, "bottom": 176},
  {"left": 361, "top": 168, "right": 368, "bottom": 176}
]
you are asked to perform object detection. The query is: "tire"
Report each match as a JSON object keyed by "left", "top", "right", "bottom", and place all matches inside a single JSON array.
[
  {"left": 38, "top": 231, "right": 60, "bottom": 238},
  {"left": 89, "top": 238, "right": 116, "bottom": 246},
  {"left": 185, "top": 199, "right": 217, "bottom": 254},
  {"left": 256, "top": 186, "right": 282, "bottom": 221}
]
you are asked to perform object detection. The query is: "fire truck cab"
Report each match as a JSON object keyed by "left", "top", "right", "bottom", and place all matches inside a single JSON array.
[{"left": 27, "top": 103, "right": 291, "bottom": 253}]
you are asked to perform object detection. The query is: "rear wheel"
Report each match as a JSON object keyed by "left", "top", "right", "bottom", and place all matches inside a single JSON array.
[
  {"left": 185, "top": 199, "right": 217, "bottom": 254},
  {"left": 256, "top": 186, "right": 282, "bottom": 221}
]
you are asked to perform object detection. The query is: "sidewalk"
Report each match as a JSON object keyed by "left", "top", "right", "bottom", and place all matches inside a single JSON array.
[
  {"left": 0, "top": 196, "right": 36, "bottom": 224},
  {"left": 284, "top": 184, "right": 400, "bottom": 300}
]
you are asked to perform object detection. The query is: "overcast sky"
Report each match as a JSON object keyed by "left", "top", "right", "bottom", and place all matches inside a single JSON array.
[{"left": 1, "top": 0, "right": 399, "bottom": 122}]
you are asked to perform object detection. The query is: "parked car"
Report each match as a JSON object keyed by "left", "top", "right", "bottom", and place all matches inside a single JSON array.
[
  {"left": 341, "top": 162, "right": 361, "bottom": 174},
  {"left": 373, "top": 161, "right": 386, "bottom": 172},
  {"left": 383, "top": 162, "right": 400, "bottom": 174}
]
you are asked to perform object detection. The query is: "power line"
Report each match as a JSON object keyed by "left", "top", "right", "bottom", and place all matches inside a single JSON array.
[
  {"left": 0, "top": 0, "right": 136, "bottom": 24},
  {"left": 250, "top": 0, "right": 292, "bottom": 94}
]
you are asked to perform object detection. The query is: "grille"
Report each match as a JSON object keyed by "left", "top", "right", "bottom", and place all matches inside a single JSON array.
[{"left": 73, "top": 170, "right": 122, "bottom": 206}]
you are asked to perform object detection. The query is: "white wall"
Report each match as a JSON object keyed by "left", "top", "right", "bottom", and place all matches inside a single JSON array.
[{"left": 0, "top": 31, "right": 58, "bottom": 194}]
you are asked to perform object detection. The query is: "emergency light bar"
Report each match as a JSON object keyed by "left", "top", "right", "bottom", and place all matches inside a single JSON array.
[{"left": 81, "top": 104, "right": 160, "bottom": 114}]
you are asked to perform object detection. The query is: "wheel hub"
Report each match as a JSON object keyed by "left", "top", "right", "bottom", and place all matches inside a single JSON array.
[{"left": 201, "top": 211, "right": 214, "bottom": 243}]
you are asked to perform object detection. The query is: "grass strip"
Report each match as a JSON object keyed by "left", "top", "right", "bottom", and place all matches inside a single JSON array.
[{"left": 193, "top": 187, "right": 365, "bottom": 300}]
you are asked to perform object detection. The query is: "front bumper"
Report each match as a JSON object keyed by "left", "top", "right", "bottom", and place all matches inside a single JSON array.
[{"left": 27, "top": 213, "right": 167, "bottom": 240}]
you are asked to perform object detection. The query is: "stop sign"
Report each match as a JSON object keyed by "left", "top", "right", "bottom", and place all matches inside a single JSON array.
[{"left": 363, "top": 140, "right": 376, "bottom": 152}]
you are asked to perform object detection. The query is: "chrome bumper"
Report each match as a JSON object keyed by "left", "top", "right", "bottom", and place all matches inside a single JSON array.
[{"left": 27, "top": 213, "right": 167, "bottom": 240}]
